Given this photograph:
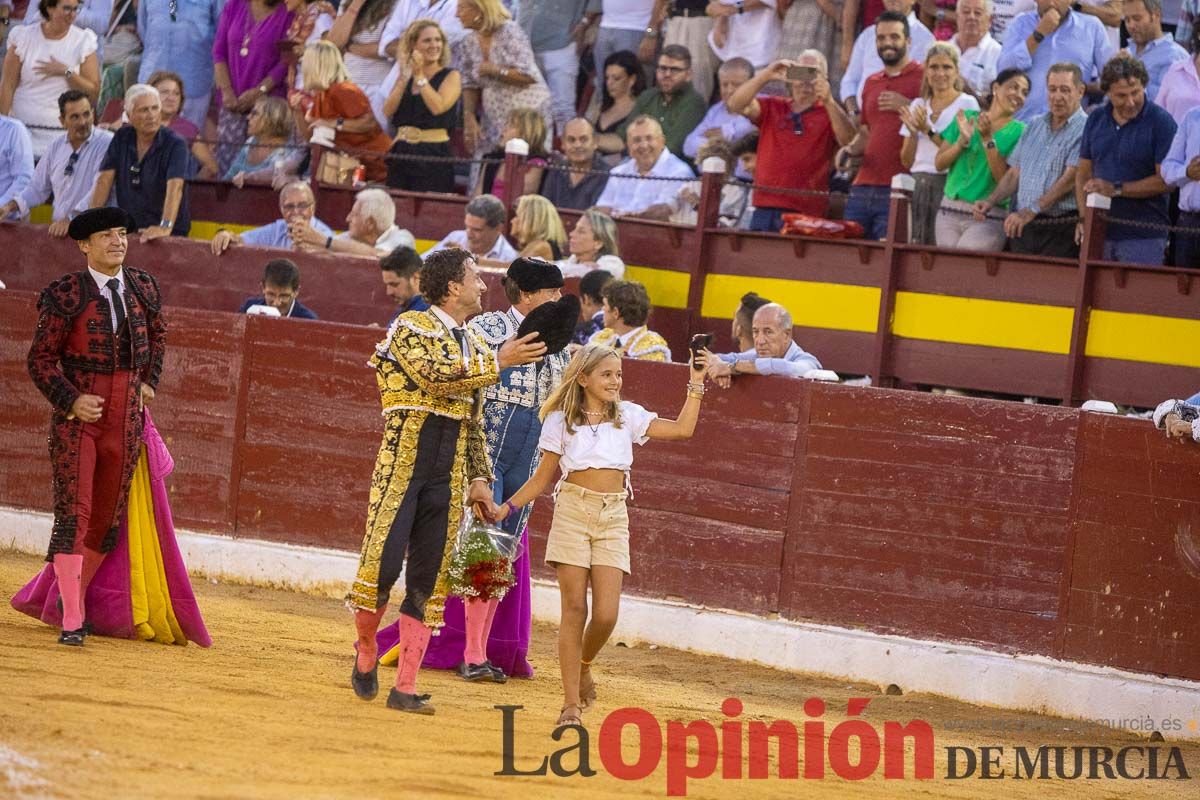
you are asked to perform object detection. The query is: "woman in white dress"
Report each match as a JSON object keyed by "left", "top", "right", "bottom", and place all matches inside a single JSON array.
[{"left": 0, "top": 0, "right": 100, "bottom": 158}]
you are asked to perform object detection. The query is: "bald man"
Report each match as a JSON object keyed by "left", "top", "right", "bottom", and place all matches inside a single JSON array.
[
  {"left": 593, "top": 115, "right": 695, "bottom": 220},
  {"left": 704, "top": 303, "right": 823, "bottom": 387}
]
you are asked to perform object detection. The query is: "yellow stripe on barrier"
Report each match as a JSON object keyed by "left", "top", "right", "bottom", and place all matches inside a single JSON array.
[
  {"left": 1085, "top": 310, "right": 1200, "bottom": 368},
  {"left": 893, "top": 292, "right": 1074, "bottom": 353},
  {"left": 700, "top": 273, "right": 881, "bottom": 332},
  {"left": 626, "top": 265, "right": 691, "bottom": 309}
]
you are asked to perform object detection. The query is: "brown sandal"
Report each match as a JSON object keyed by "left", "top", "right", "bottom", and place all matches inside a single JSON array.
[
  {"left": 579, "top": 669, "right": 597, "bottom": 711},
  {"left": 556, "top": 704, "right": 583, "bottom": 727}
]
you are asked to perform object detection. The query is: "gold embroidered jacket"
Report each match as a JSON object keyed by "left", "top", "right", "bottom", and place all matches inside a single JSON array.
[
  {"left": 587, "top": 325, "right": 673, "bottom": 362},
  {"left": 370, "top": 310, "right": 499, "bottom": 481}
]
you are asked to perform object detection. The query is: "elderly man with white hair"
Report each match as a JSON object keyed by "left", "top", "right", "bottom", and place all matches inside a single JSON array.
[
  {"left": 594, "top": 115, "right": 695, "bottom": 220},
  {"left": 291, "top": 187, "right": 416, "bottom": 257},
  {"left": 704, "top": 302, "right": 823, "bottom": 387},
  {"left": 210, "top": 181, "right": 334, "bottom": 255},
  {"left": 952, "top": 0, "right": 1003, "bottom": 95},
  {"left": 90, "top": 83, "right": 191, "bottom": 240}
]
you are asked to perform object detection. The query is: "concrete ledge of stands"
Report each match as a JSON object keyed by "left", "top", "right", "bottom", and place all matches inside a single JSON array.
[{"left": 3, "top": 505, "right": 1197, "bottom": 739}]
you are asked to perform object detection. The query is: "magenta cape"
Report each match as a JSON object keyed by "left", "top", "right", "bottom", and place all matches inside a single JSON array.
[
  {"left": 376, "top": 526, "right": 534, "bottom": 677},
  {"left": 11, "top": 409, "right": 212, "bottom": 647}
]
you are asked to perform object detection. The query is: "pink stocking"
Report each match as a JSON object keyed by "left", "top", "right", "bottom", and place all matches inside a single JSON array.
[
  {"left": 463, "top": 598, "right": 489, "bottom": 665},
  {"left": 354, "top": 604, "right": 387, "bottom": 673},
  {"left": 480, "top": 598, "right": 500, "bottom": 661},
  {"left": 394, "top": 613, "right": 433, "bottom": 694},
  {"left": 53, "top": 554, "right": 84, "bottom": 631}
]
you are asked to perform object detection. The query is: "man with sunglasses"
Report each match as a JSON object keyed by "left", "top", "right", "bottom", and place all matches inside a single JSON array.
[
  {"left": 727, "top": 51, "right": 857, "bottom": 231},
  {"left": 90, "top": 83, "right": 190, "bottom": 241},
  {"left": 3, "top": 89, "right": 111, "bottom": 237},
  {"left": 614, "top": 44, "right": 707, "bottom": 160},
  {"left": 209, "top": 181, "right": 334, "bottom": 256}
]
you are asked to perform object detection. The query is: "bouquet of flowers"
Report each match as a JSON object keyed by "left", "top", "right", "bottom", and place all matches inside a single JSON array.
[{"left": 446, "top": 511, "right": 521, "bottom": 602}]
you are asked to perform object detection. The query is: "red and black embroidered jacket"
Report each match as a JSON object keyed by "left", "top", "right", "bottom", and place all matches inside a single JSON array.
[{"left": 27, "top": 268, "right": 167, "bottom": 414}]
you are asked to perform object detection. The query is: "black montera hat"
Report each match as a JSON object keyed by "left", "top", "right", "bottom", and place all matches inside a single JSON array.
[
  {"left": 516, "top": 294, "right": 581, "bottom": 356},
  {"left": 68, "top": 207, "right": 138, "bottom": 240},
  {"left": 506, "top": 257, "right": 565, "bottom": 292}
]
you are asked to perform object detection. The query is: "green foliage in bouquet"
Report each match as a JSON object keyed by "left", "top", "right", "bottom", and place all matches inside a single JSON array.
[{"left": 447, "top": 519, "right": 516, "bottom": 602}]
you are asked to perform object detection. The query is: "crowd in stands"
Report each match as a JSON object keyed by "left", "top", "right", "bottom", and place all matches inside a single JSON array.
[{"left": 3, "top": 0, "right": 1200, "bottom": 383}]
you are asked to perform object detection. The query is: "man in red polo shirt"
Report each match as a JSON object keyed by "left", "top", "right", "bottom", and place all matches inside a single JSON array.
[
  {"left": 727, "top": 50, "right": 858, "bottom": 232},
  {"left": 839, "top": 10, "right": 924, "bottom": 240}
]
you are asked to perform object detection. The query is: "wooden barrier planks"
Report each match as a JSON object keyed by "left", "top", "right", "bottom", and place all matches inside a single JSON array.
[
  {"left": 1060, "top": 413, "right": 1200, "bottom": 681},
  {"left": 779, "top": 384, "right": 1078, "bottom": 655}
]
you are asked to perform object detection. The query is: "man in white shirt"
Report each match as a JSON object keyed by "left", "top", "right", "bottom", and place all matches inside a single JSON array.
[
  {"left": 706, "top": 0, "right": 781, "bottom": 70},
  {"left": 841, "top": 0, "right": 934, "bottom": 112},
  {"left": 594, "top": 115, "right": 695, "bottom": 220},
  {"left": 955, "top": 0, "right": 1003, "bottom": 94},
  {"left": 2, "top": 90, "right": 110, "bottom": 237},
  {"left": 292, "top": 187, "right": 416, "bottom": 257},
  {"left": 428, "top": 193, "right": 519, "bottom": 265}
]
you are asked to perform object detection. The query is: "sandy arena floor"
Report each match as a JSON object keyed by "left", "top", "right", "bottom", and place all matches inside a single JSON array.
[{"left": 1, "top": 550, "right": 1197, "bottom": 800}]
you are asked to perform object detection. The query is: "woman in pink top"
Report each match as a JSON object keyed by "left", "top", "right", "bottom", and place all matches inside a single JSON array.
[
  {"left": 494, "top": 343, "right": 707, "bottom": 728},
  {"left": 212, "top": 0, "right": 295, "bottom": 175}
]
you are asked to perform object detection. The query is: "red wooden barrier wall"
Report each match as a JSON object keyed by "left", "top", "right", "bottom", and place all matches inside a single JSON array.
[{"left": 2, "top": 292, "right": 1198, "bottom": 681}]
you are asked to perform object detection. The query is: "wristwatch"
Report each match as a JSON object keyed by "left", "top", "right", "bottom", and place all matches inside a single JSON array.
[
  {"left": 1032, "top": 30, "right": 1045, "bottom": 43},
  {"left": 736, "top": 0, "right": 746, "bottom": 12},
  {"left": 1113, "top": 181, "right": 1124, "bottom": 197},
  {"left": 644, "top": 26, "right": 658, "bottom": 37},
  {"left": 159, "top": 218, "right": 173, "bottom": 229},
  {"left": 1028, "top": 202, "right": 1042, "bottom": 216},
  {"left": 415, "top": 77, "right": 428, "bottom": 89},
  {"left": 984, "top": 139, "right": 997, "bottom": 150},
  {"left": 335, "top": 117, "right": 345, "bottom": 130},
  {"left": 1072, "top": 1, "right": 1083, "bottom": 11}
]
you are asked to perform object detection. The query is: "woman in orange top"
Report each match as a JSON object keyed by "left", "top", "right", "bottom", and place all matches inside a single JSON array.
[{"left": 297, "top": 40, "right": 391, "bottom": 181}]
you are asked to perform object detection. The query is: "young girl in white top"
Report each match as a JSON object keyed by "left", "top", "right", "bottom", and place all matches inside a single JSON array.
[{"left": 494, "top": 342, "right": 707, "bottom": 727}]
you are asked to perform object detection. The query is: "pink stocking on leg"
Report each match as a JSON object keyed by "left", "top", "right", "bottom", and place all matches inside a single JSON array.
[
  {"left": 394, "top": 613, "right": 433, "bottom": 694},
  {"left": 463, "top": 598, "right": 489, "bottom": 665},
  {"left": 79, "top": 548, "right": 106, "bottom": 620},
  {"left": 53, "top": 554, "right": 84, "bottom": 631},
  {"left": 354, "top": 605, "right": 387, "bottom": 673}
]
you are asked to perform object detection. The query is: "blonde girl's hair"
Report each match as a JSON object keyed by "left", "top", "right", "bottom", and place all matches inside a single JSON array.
[
  {"left": 302, "top": 40, "right": 351, "bottom": 93},
  {"left": 919, "top": 42, "right": 964, "bottom": 99},
  {"left": 540, "top": 344, "right": 625, "bottom": 434},
  {"left": 506, "top": 106, "right": 549, "bottom": 157},
  {"left": 461, "top": 0, "right": 511, "bottom": 36},
  {"left": 515, "top": 194, "right": 567, "bottom": 251},
  {"left": 401, "top": 19, "right": 451, "bottom": 69}
]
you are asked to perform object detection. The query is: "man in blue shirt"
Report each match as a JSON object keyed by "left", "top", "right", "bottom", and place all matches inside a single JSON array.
[
  {"left": 704, "top": 303, "right": 823, "bottom": 388},
  {"left": 381, "top": 244, "right": 430, "bottom": 323},
  {"left": 210, "top": 181, "right": 334, "bottom": 255},
  {"left": 0, "top": 112, "right": 33, "bottom": 213},
  {"left": 238, "top": 258, "right": 318, "bottom": 319},
  {"left": 997, "top": 0, "right": 1114, "bottom": 121},
  {"left": 1162, "top": 105, "right": 1200, "bottom": 267},
  {"left": 90, "top": 84, "right": 190, "bottom": 239},
  {"left": 138, "top": 0, "right": 226, "bottom": 129},
  {"left": 1125, "top": 0, "right": 1189, "bottom": 101},
  {"left": 1076, "top": 54, "right": 1178, "bottom": 265}
]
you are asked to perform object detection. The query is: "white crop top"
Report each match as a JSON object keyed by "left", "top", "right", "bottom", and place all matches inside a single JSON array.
[{"left": 538, "top": 401, "right": 658, "bottom": 492}]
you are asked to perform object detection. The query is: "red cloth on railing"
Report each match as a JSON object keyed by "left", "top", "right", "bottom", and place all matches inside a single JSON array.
[{"left": 780, "top": 214, "right": 865, "bottom": 239}]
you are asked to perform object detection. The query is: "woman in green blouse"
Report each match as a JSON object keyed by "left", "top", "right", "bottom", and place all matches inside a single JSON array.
[{"left": 934, "top": 68, "right": 1030, "bottom": 252}]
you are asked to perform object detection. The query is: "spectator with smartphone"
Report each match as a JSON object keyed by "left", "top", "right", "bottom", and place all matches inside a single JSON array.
[{"left": 704, "top": 302, "right": 823, "bottom": 387}]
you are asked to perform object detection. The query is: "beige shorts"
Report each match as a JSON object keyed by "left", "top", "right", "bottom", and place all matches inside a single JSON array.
[{"left": 545, "top": 482, "right": 631, "bottom": 574}]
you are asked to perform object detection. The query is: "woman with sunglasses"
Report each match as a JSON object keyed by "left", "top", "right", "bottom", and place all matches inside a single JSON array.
[
  {"left": 725, "top": 50, "right": 857, "bottom": 232},
  {"left": 0, "top": 0, "right": 101, "bottom": 158}
]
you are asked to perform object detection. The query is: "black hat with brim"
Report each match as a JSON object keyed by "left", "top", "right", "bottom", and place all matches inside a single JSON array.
[
  {"left": 506, "top": 257, "right": 565, "bottom": 293},
  {"left": 68, "top": 207, "right": 138, "bottom": 241},
  {"left": 516, "top": 294, "right": 581, "bottom": 356}
]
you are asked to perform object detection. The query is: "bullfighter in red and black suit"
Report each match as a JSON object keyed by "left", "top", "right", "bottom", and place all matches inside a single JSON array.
[{"left": 26, "top": 207, "right": 166, "bottom": 646}]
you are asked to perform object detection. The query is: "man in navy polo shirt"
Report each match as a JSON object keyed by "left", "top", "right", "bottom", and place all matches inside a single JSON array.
[
  {"left": 89, "top": 84, "right": 190, "bottom": 239},
  {"left": 1075, "top": 54, "right": 1177, "bottom": 265}
]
